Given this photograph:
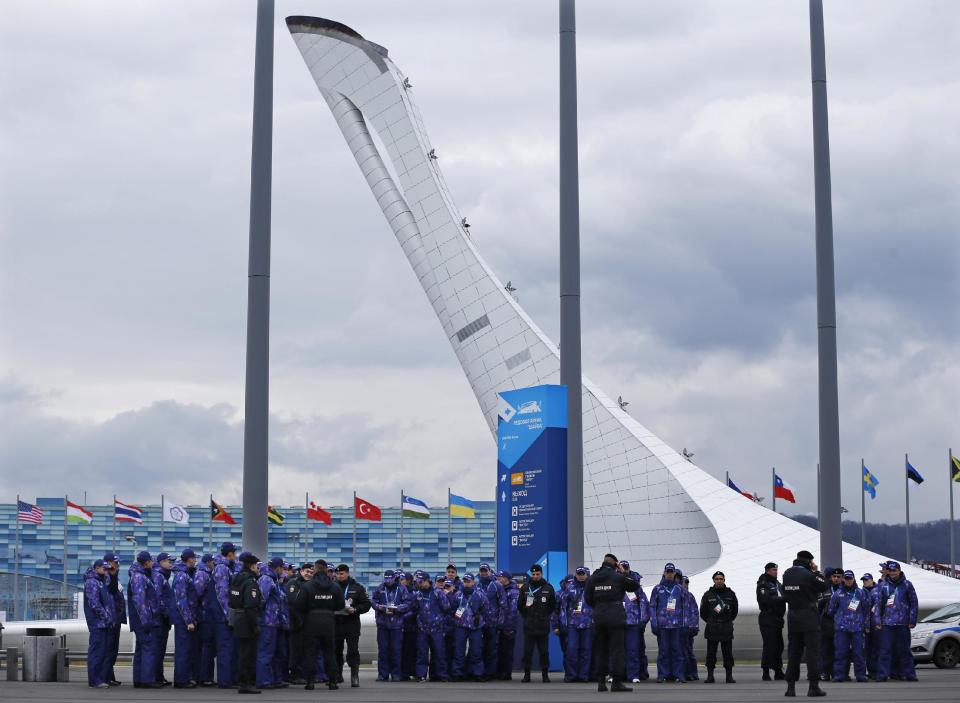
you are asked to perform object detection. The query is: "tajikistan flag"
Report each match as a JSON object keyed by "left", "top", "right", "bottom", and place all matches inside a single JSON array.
[
  {"left": 66, "top": 500, "right": 93, "bottom": 525},
  {"left": 402, "top": 495, "right": 430, "bottom": 519}
]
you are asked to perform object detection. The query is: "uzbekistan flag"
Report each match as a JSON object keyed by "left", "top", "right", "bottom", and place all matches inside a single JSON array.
[
  {"left": 114, "top": 499, "right": 143, "bottom": 524},
  {"left": 66, "top": 500, "right": 93, "bottom": 525},
  {"left": 774, "top": 474, "right": 796, "bottom": 503},
  {"left": 402, "top": 495, "right": 430, "bottom": 519},
  {"left": 726, "top": 477, "right": 754, "bottom": 499},
  {"left": 449, "top": 493, "right": 475, "bottom": 519},
  {"left": 307, "top": 501, "right": 332, "bottom": 525}
]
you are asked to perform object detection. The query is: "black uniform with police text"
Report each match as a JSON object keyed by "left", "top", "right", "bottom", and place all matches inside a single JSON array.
[
  {"left": 228, "top": 569, "right": 263, "bottom": 689},
  {"left": 285, "top": 574, "right": 306, "bottom": 680},
  {"left": 756, "top": 572, "right": 786, "bottom": 674},
  {"left": 334, "top": 577, "right": 371, "bottom": 677},
  {"left": 517, "top": 579, "right": 556, "bottom": 672},
  {"left": 584, "top": 565, "right": 638, "bottom": 683},
  {"left": 818, "top": 579, "right": 839, "bottom": 679},
  {"left": 782, "top": 560, "right": 829, "bottom": 683},
  {"left": 298, "top": 572, "right": 345, "bottom": 684}
]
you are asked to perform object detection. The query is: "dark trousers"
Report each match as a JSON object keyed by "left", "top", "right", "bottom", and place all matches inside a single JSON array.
[
  {"left": 706, "top": 638, "right": 734, "bottom": 670},
  {"left": 592, "top": 622, "right": 625, "bottom": 682},
  {"left": 624, "top": 625, "right": 642, "bottom": 681},
  {"left": 820, "top": 623, "right": 835, "bottom": 677},
  {"left": 255, "top": 625, "right": 278, "bottom": 687},
  {"left": 877, "top": 625, "right": 915, "bottom": 680},
  {"left": 335, "top": 630, "right": 360, "bottom": 674},
  {"left": 864, "top": 629, "right": 878, "bottom": 677},
  {"left": 656, "top": 628, "right": 683, "bottom": 680},
  {"left": 495, "top": 629, "right": 516, "bottom": 679},
  {"left": 197, "top": 623, "right": 215, "bottom": 683},
  {"left": 452, "top": 628, "right": 483, "bottom": 678},
  {"left": 482, "top": 624, "right": 499, "bottom": 678},
  {"left": 376, "top": 627, "right": 403, "bottom": 680},
  {"left": 416, "top": 630, "right": 447, "bottom": 680},
  {"left": 760, "top": 623, "right": 785, "bottom": 672},
  {"left": 287, "top": 628, "right": 303, "bottom": 680},
  {"left": 564, "top": 627, "right": 592, "bottom": 681},
  {"left": 682, "top": 630, "right": 698, "bottom": 678},
  {"left": 522, "top": 630, "right": 550, "bottom": 671},
  {"left": 303, "top": 628, "right": 338, "bottom": 684},
  {"left": 87, "top": 628, "right": 110, "bottom": 686},
  {"left": 236, "top": 636, "right": 257, "bottom": 689},
  {"left": 154, "top": 624, "right": 169, "bottom": 681},
  {"left": 173, "top": 623, "right": 197, "bottom": 685},
  {"left": 401, "top": 629, "right": 418, "bottom": 679},
  {"left": 132, "top": 628, "right": 157, "bottom": 685},
  {"left": 107, "top": 624, "right": 121, "bottom": 682},
  {"left": 212, "top": 622, "right": 234, "bottom": 687},
  {"left": 833, "top": 630, "right": 866, "bottom": 680},
  {"left": 786, "top": 629, "right": 821, "bottom": 683}
]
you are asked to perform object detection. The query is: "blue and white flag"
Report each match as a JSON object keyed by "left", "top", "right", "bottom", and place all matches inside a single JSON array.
[{"left": 401, "top": 495, "right": 430, "bottom": 519}]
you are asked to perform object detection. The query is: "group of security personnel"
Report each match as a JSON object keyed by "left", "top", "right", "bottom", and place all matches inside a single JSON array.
[{"left": 763, "top": 551, "right": 920, "bottom": 697}]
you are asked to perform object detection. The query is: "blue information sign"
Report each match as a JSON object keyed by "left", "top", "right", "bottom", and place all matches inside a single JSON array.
[{"left": 496, "top": 384, "right": 568, "bottom": 580}]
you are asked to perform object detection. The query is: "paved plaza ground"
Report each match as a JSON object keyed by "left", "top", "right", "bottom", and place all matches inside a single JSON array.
[{"left": 1, "top": 664, "right": 956, "bottom": 702}]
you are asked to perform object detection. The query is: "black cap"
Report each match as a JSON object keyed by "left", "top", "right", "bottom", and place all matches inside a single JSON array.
[
  {"left": 764, "top": 562, "right": 777, "bottom": 570},
  {"left": 529, "top": 564, "right": 543, "bottom": 573},
  {"left": 336, "top": 564, "right": 350, "bottom": 573},
  {"left": 797, "top": 550, "right": 814, "bottom": 561},
  {"left": 238, "top": 551, "right": 259, "bottom": 565}
]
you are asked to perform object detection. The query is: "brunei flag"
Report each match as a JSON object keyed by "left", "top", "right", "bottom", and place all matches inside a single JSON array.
[
  {"left": 211, "top": 499, "right": 237, "bottom": 525},
  {"left": 267, "top": 505, "right": 285, "bottom": 526}
]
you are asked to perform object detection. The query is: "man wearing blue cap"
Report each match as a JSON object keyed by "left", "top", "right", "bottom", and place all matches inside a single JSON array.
[
  {"left": 449, "top": 573, "right": 490, "bottom": 681},
  {"left": 649, "top": 562, "right": 684, "bottom": 683},
  {"left": 874, "top": 561, "right": 919, "bottom": 682},
  {"left": 860, "top": 573, "right": 879, "bottom": 678},
  {"left": 372, "top": 569, "right": 410, "bottom": 681},
  {"left": 211, "top": 542, "right": 238, "bottom": 688},
  {"left": 562, "top": 566, "right": 594, "bottom": 682},
  {"left": 619, "top": 561, "right": 649, "bottom": 683},
  {"left": 480, "top": 564, "right": 505, "bottom": 681},
  {"left": 827, "top": 570, "right": 869, "bottom": 682},
  {"left": 102, "top": 552, "right": 124, "bottom": 686},
  {"left": 152, "top": 552, "right": 174, "bottom": 685},
  {"left": 255, "top": 557, "right": 288, "bottom": 689},
  {"left": 128, "top": 551, "right": 162, "bottom": 688},
  {"left": 84, "top": 559, "right": 115, "bottom": 688},
  {"left": 193, "top": 553, "right": 218, "bottom": 686},
  {"left": 412, "top": 571, "right": 450, "bottom": 681},
  {"left": 495, "top": 571, "right": 519, "bottom": 680},
  {"left": 171, "top": 549, "right": 200, "bottom": 687}
]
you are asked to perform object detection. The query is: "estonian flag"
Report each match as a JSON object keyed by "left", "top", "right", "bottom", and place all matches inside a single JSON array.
[{"left": 906, "top": 461, "right": 924, "bottom": 484}]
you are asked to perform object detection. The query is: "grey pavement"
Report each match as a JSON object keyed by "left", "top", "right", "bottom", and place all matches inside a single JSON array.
[{"left": 1, "top": 664, "right": 957, "bottom": 702}]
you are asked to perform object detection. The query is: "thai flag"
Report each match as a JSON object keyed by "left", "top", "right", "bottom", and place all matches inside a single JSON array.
[
  {"left": 114, "top": 499, "right": 143, "bottom": 524},
  {"left": 774, "top": 474, "right": 797, "bottom": 503}
]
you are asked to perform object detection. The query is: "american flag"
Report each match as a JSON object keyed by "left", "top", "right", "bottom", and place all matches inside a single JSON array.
[{"left": 17, "top": 500, "right": 44, "bottom": 524}]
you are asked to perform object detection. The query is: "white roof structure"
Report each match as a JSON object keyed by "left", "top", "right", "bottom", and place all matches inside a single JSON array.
[{"left": 287, "top": 17, "right": 960, "bottom": 608}]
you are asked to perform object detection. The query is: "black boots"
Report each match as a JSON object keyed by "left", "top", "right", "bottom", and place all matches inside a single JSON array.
[
  {"left": 807, "top": 682, "right": 826, "bottom": 697},
  {"left": 763, "top": 669, "right": 773, "bottom": 681},
  {"left": 522, "top": 669, "right": 531, "bottom": 683},
  {"left": 238, "top": 685, "right": 260, "bottom": 694},
  {"left": 327, "top": 681, "right": 338, "bottom": 690},
  {"left": 542, "top": 669, "right": 551, "bottom": 683},
  {"left": 610, "top": 680, "right": 633, "bottom": 692},
  {"left": 350, "top": 667, "right": 360, "bottom": 688},
  {"left": 775, "top": 669, "right": 787, "bottom": 680},
  {"left": 785, "top": 680, "right": 796, "bottom": 697},
  {"left": 726, "top": 668, "right": 736, "bottom": 683},
  {"left": 598, "top": 680, "right": 608, "bottom": 692},
  {"left": 303, "top": 680, "right": 314, "bottom": 691},
  {"left": 705, "top": 669, "right": 715, "bottom": 683}
]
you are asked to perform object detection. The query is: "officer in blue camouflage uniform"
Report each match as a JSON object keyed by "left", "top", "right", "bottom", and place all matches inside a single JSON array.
[
  {"left": 412, "top": 571, "right": 451, "bottom": 681},
  {"left": 193, "top": 553, "right": 217, "bottom": 686},
  {"left": 212, "top": 542, "right": 239, "bottom": 688},
  {"left": 860, "top": 573, "right": 879, "bottom": 678},
  {"left": 449, "top": 572, "right": 489, "bottom": 681},
  {"left": 84, "top": 559, "right": 115, "bottom": 688},
  {"left": 151, "top": 552, "right": 174, "bottom": 685},
  {"left": 874, "top": 560, "right": 919, "bottom": 681},
  {"left": 128, "top": 551, "right": 162, "bottom": 688},
  {"left": 495, "top": 570, "right": 520, "bottom": 680},
  {"left": 170, "top": 549, "right": 200, "bottom": 688},
  {"left": 649, "top": 562, "right": 685, "bottom": 682},
  {"left": 619, "top": 561, "right": 649, "bottom": 682},
  {"left": 480, "top": 564, "right": 506, "bottom": 681},
  {"left": 102, "top": 552, "right": 124, "bottom": 686},
  {"left": 399, "top": 571, "right": 419, "bottom": 680},
  {"left": 371, "top": 569, "right": 411, "bottom": 681},
  {"left": 562, "top": 566, "right": 594, "bottom": 682},
  {"left": 256, "top": 557, "right": 289, "bottom": 689},
  {"left": 818, "top": 566, "right": 843, "bottom": 680},
  {"left": 827, "top": 569, "right": 869, "bottom": 681},
  {"left": 680, "top": 574, "right": 700, "bottom": 681}
]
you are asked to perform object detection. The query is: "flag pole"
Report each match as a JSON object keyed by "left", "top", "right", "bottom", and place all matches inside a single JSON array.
[
  {"left": 950, "top": 448, "right": 956, "bottom": 577},
  {"left": 861, "top": 459, "right": 866, "bottom": 548},
  {"left": 112, "top": 494, "right": 116, "bottom": 552},
  {"left": 447, "top": 487, "right": 452, "bottom": 565},
  {"left": 816, "top": 464, "right": 821, "bottom": 529},
  {"left": 160, "top": 494, "right": 165, "bottom": 552},
  {"left": 772, "top": 467, "right": 777, "bottom": 513},
  {"left": 14, "top": 493, "right": 20, "bottom": 620},
  {"left": 400, "top": 490, "right": 405, "bottom": 570},
  {"left": 208, "top": 494, "right": 213, "bottom": 554},
  {"left": 352, "top": 490, "right": 357, "bottom": 569},
  {"left": 905, "top": 453, "right": 911, "bottom": 562},
  {"left": 63, "top": 494, "right": 69, "bottom": 599},
  {"left": 304, "top": 491, "right": 309, "bottom": 564}
]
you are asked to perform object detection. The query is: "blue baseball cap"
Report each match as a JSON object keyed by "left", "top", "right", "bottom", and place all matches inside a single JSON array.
[
  {"left": 156, "top": 552, "right": 172, "bottom": 563},
  {"left": 575, "top": 566, "right": 589, "bottom": 575},
  {"left": 102, "top": 552, "right": 119, "bottom": 563},
  {"left": 664, "top": 562, "right": 676, "bottom": 572},
  {"left": 861, "top": 573, "right": 874, "bottom": 581},
  {"left": 136, "top": 550, "right": 152, "bottom": 564},
  {"left": 887, "top": 561, "right": 901, "bottom": 570},
  {"left": 443, "top": 579, "right": 453, "bottom": 586},
  {"left": 220, "top": 541, "right": 237, "bottom": 555},
  {"left": 180, "top": 549, "right": 197, "bottom": 561},
  {"left": 843, "top": 570, "right": 855, "bottom": 578},
  {"left": 93, "top": 559, "right": 105, "bottom": 569},
  {"left": 479, "top": 563, "right": 491, "bottom": 571},
  {"left": 383, "top": 570, "right": 396, "bottom": 579},
  {"left": 462, "top": 573, "right": 476, "bottom": 582},
  {"left": 201, "top": 553, "right": 214, "bottom": 564},
  {"left": 496, "top": 570, "right": 512, "bottom": 579},
  {"left": 618, "top": 560, "right": 630, "bottom": 569},
  {"left": 675, "top": 568, "right": 684, "bottom": 578},
  {"left": 268, "top": 557, "right": 285, "bottom": 569}
]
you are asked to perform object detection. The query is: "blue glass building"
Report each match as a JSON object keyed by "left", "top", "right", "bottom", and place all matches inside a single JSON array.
[{"left": 1, "top": 498, "right": 495, "bottom": 595}]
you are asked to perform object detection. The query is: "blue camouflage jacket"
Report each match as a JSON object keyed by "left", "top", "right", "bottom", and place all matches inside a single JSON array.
[
  {"left": 499, "top": 581, "right": 521, "bottom": 632},
  {"left": 371, "top": 583, "right": 411, "bottom": 630},
  {"left": 412, "top": 586, "right": 451, "bottom": 633},
  {"left": 682, "top": 588, "right": 700, "bottom": 632},
  {"left": 212, "top": 555, "right": 235, "bottom": 622},
  {"left": 623, "top": 576, "right": 650, "bottom": 627},
  {"left": 258, "top": 565, "right": 284, "bottom": 628},
  {"left": 862, "top": 585, "right": 878, "bottom": 629},
  {"left": 171, "top": 561, "right": 199, "bottom": 626},
  {"left": 563, "top": 580, "right": 594, "bottom": 629},
  {"left": 152, "top": 565, "right": 173, "bottom": 628},
  {"left": 194, "top": 561, "right": 222, "bottom": 623},
  {"left": 649, "top": 578, "right": 685, "bottom": 630},
  {"left": 83, "top": 567, "right": 114, "bottom": 630},
  {"left": 875, "top": 575, "right": 918, "bottom": 627},
  {"left": 127, "top": 562, "right": 159, "bottom": 631},
  {"left": 448, "top": 586, "right": 489, "bottom": 630},
  {"left": 827, "top": 584, "right": 870, "bottom": 632},
  {"left": 104, "top": 570, "right": 126, "bottom": 625},
  {"left": 552, "top": 576, "right": 573, "bottom": 632},
  {"left": 484, "top": 579, "right": 507, "bottom": 627}
]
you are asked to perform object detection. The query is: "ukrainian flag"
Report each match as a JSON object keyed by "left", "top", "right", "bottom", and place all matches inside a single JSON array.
[
  {"left": 449, "top": 493, "right": 476, "bottom": 519},
  {"left": 862, "top": 464, "right": 879, "bottom": 499},
  {"left": 267, "top": 505, "right": 285, "bottom": 526}
]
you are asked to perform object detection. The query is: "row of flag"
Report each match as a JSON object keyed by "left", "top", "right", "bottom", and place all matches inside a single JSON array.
[
  {"left": 18, "top": 492, "right": 479, "bottom": 527},
  {"left": 862, "top": 454, "right": 960, "bottom": 500},
  {"left": 727, "top": 474, "right": 797, "bottom": 503}
]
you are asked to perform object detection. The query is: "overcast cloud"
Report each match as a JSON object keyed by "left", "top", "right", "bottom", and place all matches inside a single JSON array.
[{"left": 1, "top": 1, "right": 957, "bottom": 522}]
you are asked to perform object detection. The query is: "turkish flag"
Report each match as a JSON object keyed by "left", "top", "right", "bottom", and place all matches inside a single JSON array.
[
  {"left": 307, "top": 501, "right": 332, "bottom": 525},
  {"left": 354, "top": 496, "right": 381, "bottom": 521}
]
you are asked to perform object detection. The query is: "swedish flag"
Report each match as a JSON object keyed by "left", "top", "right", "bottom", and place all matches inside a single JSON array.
[{"left": 863, "top": 464, "right": 879, "bottom": 499}]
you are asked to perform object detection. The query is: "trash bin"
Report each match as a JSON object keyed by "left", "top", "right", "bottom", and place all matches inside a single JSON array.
[{"left": 22, "top": 628, "right": 59, "bottom": 682}]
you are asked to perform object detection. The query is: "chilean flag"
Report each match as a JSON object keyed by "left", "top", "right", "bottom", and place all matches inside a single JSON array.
[{"left": 774, "top": 474, "right": 797, "bottom": 503}]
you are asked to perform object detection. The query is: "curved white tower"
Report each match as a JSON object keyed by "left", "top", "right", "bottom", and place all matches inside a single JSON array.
[{"left": 287, "top": 16, "right": 960, "bottom": 606}]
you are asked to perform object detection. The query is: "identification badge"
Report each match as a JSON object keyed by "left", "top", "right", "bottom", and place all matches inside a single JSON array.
[
  {"left": 626, "top": 591, "right": 637, "bottom": 601},
  {"left": 455, "top": 606, "right": 466, "bottom": 620},
  {"left": 345, "top": 598, "right": 353, "bottom": 608},
  {"left": 525, "top": 594, "right": 534, "bottom": 607},
  {"left": 886, "top": 594, "right": 896, "bottom": 608},
  {"left": 714, "top": 604, "right": 722, "bottom": 614},
  {"left": 666, "top": 597, "right": 676, "bottom": 612},
  {"left": 574, "top": 600, "right": 583, "bottom": 613},
  {"left": 848, "top": 598, "right": 859, "bottom": 612}
]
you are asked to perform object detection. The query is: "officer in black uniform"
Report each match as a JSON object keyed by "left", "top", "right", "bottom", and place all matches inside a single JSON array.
[
  {"left": 585, "top": 553, "right": 638, "bottom": 692},
  {"left": 334, "top": 564, "right": 371, "bottom": 687},
  {"left": 782, "top": 550, "right": 829, "bottom": 697},
  {"left": 228, "top": 552, "right": 263, "bottom": 695},
  {"left": 818, "top": 567, "right": 842, "bottom": 681},
  {"left": 517, "top": 564, "right": 556, "bottom": 683},
  {"left": 298, "top": 558, "right": 345, "bottom": 690},
  {"left": 756, "top": 562, "right": 786, "bottom": 680},
  {"left": 284, "top": 563, "right": 312, "bottom": 684}
]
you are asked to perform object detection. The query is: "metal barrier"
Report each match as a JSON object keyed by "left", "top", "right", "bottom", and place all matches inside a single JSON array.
[{"left": 21, "top": 628, "right": 59, "bottom": 682}]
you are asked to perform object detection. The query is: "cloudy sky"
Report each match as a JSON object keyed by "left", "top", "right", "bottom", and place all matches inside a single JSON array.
[{"left": 1, "top": 1, "right": 957, "bottom": 522}]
